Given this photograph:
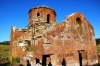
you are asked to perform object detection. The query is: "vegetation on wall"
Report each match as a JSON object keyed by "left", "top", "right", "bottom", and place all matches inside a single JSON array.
[
  {"left": 18, "top": 39, "right": 23, "bottom": 43},
  {"left": 25, "top": 43, "right": 34, "bottom": 51}
]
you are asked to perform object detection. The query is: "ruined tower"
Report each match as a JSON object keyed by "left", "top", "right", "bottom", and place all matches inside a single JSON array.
[{"left": 28, "top": 6, "right": 56, "bottom": 28}]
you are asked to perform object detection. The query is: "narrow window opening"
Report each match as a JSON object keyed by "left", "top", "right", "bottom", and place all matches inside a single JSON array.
[
  {"left": 47, "top": 14, "right": 50, "bottom": 23},
  {"left": 76, "top": 18, "right": 81, "bottom": 23},
  {"left": 68, "top": 36, "right": 70, "bottom": 38},
  {"left": 76, "top": 17, "right": 83, "bottom": 36},
  {"left": 37, "top": 13, "right": 40, "bottom": 17}
]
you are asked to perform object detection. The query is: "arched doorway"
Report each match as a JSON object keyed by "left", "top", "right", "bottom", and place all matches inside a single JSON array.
[{"left": 78, "top": 50, "right": 88, "bottom": 66}]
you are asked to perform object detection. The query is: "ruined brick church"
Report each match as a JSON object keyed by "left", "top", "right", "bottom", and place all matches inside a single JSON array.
[{"left": 10, "top": 6, "right": 98, "bottom": 66}]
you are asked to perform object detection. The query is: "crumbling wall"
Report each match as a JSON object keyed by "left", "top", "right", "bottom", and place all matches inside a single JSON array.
[
  {"left": 10, "top": 6, "right": 98, "bottom": 66},
  {"left": 10, "top": 26, "right": 32, "bottom": 58},
  {"left": 28, "top": 6, "right": 56, "bottom": 28},
  {"left": 33, "top": 12, "right": 98, "bottom": 66}
]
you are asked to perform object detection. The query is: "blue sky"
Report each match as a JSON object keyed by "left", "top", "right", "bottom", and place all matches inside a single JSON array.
[{"left": 0, "top": 0, "right": 100, "bottom": 42}]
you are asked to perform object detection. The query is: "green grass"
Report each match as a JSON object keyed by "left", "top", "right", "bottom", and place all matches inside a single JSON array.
[
  {"left": 97, "top": 44, "right": 100, "bottom": 46},
  {"left": 97, "top": 43, "right": 100, "bottom": 54},
  {"left": 97, "top": 48, "right": 100, "bottom": 53},
  {"left": 0, "top": 44, "right": 10, "bottom": 65},
  {"left": 0, "top": 44, "right": 9, "bottom": 57}
]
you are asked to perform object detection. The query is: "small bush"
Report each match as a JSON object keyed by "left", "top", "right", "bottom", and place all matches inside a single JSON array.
[
  {"left": 25, "top": 44, "right": 34, "bottom": 51},
  {"left": 14, "top": 57, "right": 20, "bottom": 63}
]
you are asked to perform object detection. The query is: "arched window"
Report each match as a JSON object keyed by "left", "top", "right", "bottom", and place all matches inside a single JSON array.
[
  {"left": 37, "top": 13, "right": 40, "bottom": 17},
  {"left": 47, "top": 14, "right": 50, "bottom": 23},
  {"left": 76, "top": 17, "right": 83, "bottom": 35}
]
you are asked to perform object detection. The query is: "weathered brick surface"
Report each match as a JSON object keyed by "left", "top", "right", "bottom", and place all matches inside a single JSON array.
[{"left": 10, "top": 6, "right": 98, "bottom": 66}]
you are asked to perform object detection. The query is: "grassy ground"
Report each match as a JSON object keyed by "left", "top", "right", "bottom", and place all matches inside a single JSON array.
[
  {"left": 0, "top": 43, "right": 10, "bottom": 65},
  {"left": 97, "top": 44, "right": 100, "bottom": 54},
  {"left": 95, "top": 44, "right": 100, "bottom": 66},
  {"left": 0, "top": 43, "right": 21, "bottom": 66},
  {"left": 0, "top": 44, "right": 9, "bottom": 57}
]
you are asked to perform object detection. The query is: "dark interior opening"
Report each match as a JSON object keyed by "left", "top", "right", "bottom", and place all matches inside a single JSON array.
[
  {"left": 78, "top": 51, "right": 82, "bottom": 66},
  {"left": 61, "top": 58, "right": 66, "bottom": 66},
  {"left": 42, "top": 55, "right": 50, "bottom": 66},
  {"left": 37, "top": 13, "right": 40, "bottom": 17},
  {"left": 36, "top": 59, "right": 40, "bottom": 64},
  {"left": 47, "top": 14, "right": 50, "bottom": 23},
  {"left": 48, "top": 62, "right": 52, "bottom": 66},
  {"left": 27, "top": 60, "right": 31, "bottom": 66},
  {"left": 76, "top": 17, "right": 81, "bottom": 22},
  {"left": 68, "top": 36, "right": 70, "bottom": 38},
  {"left": 25, "top": 40, "right": 30, "bottom": 45}
]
